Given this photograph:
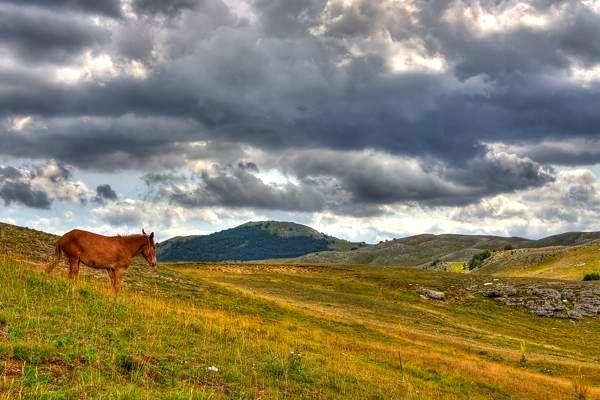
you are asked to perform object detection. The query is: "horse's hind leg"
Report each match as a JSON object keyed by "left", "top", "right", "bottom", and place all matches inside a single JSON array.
[
  {"left": 68, "top": 258, "right": 80, "bottom": 280},
  {"left": 46, "top": 244, "right": 62, "bottom": 274},
  {"left": 107, "top": 269, "right": 115, "bottom": 291}
]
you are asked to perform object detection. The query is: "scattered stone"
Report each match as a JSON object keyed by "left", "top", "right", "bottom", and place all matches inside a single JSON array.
[
  {"left": 483, "top": 284, "right": 517, "bottom": 298},
  {"left": 416, "top": 286, "right": 445, "bottom": 300},
  {"left": 483, "top": 282, "right": 493, "bottom": 286}
]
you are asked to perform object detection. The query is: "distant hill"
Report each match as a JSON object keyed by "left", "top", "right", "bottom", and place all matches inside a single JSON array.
[
  {"left": 290, "top": 231, "right": 600, "bottom": 268},
  {"left": 157, "top": 221, "right": 368, "bottom": 262}
]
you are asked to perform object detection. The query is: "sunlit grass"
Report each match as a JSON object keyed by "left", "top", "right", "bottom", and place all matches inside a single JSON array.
[{"left": 1, "top": 248, "right": 599, "bottom": 398}]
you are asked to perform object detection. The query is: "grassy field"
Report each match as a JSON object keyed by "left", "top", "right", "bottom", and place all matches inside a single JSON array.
[
  {"left": 479, "top": 243, "right": 600, "bottom": 280},
  {"left": 1, "top": 223, "right": 600, "bottom": 399}
]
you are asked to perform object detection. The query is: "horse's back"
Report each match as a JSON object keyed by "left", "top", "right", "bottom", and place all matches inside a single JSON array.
[
  {"left": 59, "top": 229, "right": 115, "bottom": 254},
  {"left": 59, "top": 229, "right": 123, "bottom": 267}
]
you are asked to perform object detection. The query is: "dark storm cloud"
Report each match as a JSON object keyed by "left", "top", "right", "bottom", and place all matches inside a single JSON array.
[
  {"left": 0, "top": 164, "right": 51, "bottom": 209},
  {"left": 154, "top": 146, "right": 553, "bottom": 215},
  {"left": 252, "top": 0, "right": 328, "bottom": 37},
  {"left": 281, "top": 148, "right": 554, "bottom": 207},
  {"left": 237, "top": 161, "right": 259, "bottom": 173},
  {"left": 0, "top": 0, "right": 123, "bottom": 18},
  {"left": 0, "top": 182, "right": 51, "bottom": 209},
  {"left": 0, "top": 4, "right": 109, "bottom": 63},
  {"left": 132, "top": 0, "right": 198, "bottom": 16},
  {"left": 0, "top": 181, "right": 51, "bottom": 209},
  {"left": 94, "top": 184, "right": 118, "bottom": 203},
  {"left": 2, "top": 0, "right": 600, "bottom": 214},
  {"left": 167, "top": 163, "right": 330, "bottom": 212},
  {"left": 3, "top": 2, "right": 600, "bottom": 165}
]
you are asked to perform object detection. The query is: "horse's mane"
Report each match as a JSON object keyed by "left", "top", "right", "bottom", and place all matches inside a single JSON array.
[{"left": 116, "top": 234, "right": 145, "bottom": 239}]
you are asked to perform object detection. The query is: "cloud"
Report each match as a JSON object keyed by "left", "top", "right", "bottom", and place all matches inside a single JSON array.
[
  {"left": 2, "top": 0, "right": 123, "bottom": 18},
  {"left": 0, "top": 4, "right": 110, "bottom": 64},
  {"left": 93, "top": 201, "right": 143, "bottom": 226},
  {"left": 162, "top": 163, "right": 330, "bottom": 212},
  {"left": 1, "top": 0, "right": 600, "bottom": 229},
  {"left": 146, "top": 147, "right": 553, "bottom": 216},
  {"left": 94, "top": 184, "right": 118, "bottom": 203},
  {"left": 132, "top": 0, "right": 199, "bottom": 16},
  {"left": 0, "top": 161, "right": 90, "bottom": 209},
  {"left": 1, "top": 1, "right": 599, "bottom": 170},
  {"left": 0, "top": 181, "right": 51, "bottom": 209}
]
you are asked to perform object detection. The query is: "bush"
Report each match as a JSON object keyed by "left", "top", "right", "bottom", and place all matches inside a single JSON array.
[
  {"left": 503, "top": 244, "right": 514, "bottom": 251},
  {"left": 583, "top": 272, "right": 600, "bottom": 281},
  {"left": 468, "top": 250, "right": 491, "bottom": 270}
]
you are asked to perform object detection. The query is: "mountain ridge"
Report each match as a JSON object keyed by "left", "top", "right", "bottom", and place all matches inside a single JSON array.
[
  {"left": 157, "top": 220, "right": 368, "bottom": 262},
  {"left": 288, "top": 230, "right": 600, "bottom": 267}
]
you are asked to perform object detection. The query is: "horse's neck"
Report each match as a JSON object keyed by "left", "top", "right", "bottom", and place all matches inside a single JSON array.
[{"left": 122, "top": 235, "right": 147, "bottom": 258}]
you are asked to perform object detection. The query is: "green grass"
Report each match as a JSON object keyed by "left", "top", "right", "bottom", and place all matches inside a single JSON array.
[{"left": 1, "top": 222, "right": 600, "bottom": 399}]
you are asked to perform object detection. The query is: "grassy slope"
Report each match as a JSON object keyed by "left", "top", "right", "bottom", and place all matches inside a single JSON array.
[
  {"left": 291, "top": 234, "right": 533, "bottom": 267},
  {"left": 1, "top": 223, "right": 600, "bottom": 399},
  {"left": 291, "top": 232, "right": 600, "bottom": 276},
  {"left": 479, "top": 242, "right": 600, "bottom": 280}
]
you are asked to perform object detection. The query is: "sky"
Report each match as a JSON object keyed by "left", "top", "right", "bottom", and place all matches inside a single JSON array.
[{"left": 2, "top": 0, "right": 600, "bottom": 243}]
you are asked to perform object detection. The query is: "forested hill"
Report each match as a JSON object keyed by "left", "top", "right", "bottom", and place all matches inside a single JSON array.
[{"left": 157, "top": 221, "right": 367, "bottom": 262}]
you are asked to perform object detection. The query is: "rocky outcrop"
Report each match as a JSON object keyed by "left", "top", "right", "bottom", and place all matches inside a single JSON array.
[{"left": 480, "top": 282, "right": 600, "bottom": 319}]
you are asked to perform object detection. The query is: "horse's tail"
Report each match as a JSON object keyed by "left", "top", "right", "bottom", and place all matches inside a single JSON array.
[{"left": 45, "top": 242, "right": 62, "bottom": 274}]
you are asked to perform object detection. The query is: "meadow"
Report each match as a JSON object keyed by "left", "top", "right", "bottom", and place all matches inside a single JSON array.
[
  {"left": 0, "top": 257, "right": 599, "bottom": 399},
  {"left": 1, "top": 223, "right": 599, "bottom": 399}
]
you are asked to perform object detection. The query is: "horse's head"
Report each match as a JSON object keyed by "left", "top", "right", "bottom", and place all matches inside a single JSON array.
[{"left": 141, "top": 229, "right": 157, "bottom": 268}]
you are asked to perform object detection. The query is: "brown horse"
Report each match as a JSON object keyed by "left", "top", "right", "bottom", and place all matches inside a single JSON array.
[{"left": 46, "top": 229, "right": 157, "bottom": 295}]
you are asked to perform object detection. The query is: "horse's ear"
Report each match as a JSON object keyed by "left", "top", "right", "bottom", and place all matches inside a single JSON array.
[
  {"left": 150, "top": 232, "right": 154, "bottom": 241},
  {"left": 142, "top": 228, "right": 147, "bottom": 236}
]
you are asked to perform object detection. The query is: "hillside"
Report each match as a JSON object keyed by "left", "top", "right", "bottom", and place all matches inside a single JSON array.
[
  {"left": 291, "top": 231, "right": 600, "bottom": 268},
  {"left": 478, "top": 240, "right": 600, "bottom": 280},
  {"left": 157, "top": 221, "right": 367, "bottom": 262},
  {"left": 0, "top": 222, "right": 56, "bottom": 262},
  {"left": 1, "top": 222, "right": 599, "bottom": 399}
]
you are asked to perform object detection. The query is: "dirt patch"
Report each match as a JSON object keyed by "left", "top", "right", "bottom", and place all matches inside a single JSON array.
[
  {"left": 1, "top": 358, "right": 24, "bottom": 377},
  {"left": 198, "top": 263, "right": 316, "bottom": 275}
]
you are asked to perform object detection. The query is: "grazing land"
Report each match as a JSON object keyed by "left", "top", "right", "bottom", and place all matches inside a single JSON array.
[{"left": 1, "top": 223, "right": 600, "bottom": 399}]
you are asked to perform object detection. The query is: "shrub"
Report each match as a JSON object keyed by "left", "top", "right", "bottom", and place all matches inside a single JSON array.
[
  {"left": 468, "top": 250, "right": 491, "bottom": 270},
  {"left": 583, "top": 272, "right": 600, "bottom": 281},
  {"left": 503, "top": 244, "right": 514, "bottom": 251}
]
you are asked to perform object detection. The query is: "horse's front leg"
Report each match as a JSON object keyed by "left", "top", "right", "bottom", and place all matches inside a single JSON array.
[{"left": 111, "top": 267, "right": 125, "bottom": 296}]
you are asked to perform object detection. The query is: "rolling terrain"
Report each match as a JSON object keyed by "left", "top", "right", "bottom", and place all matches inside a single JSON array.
[
  {"left": 156, "top": 220, "right": 600, "bottom": 280},
  {"left": 291, "top": 231, "right": 600, "bottom": 270},
  {"left": 157, "top": 221, "right": 367, "bottom": 262},
  {"left": 0, "top": 222, "right": 599, "bottom": 399}
]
